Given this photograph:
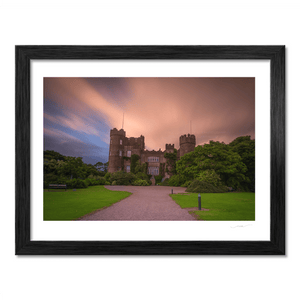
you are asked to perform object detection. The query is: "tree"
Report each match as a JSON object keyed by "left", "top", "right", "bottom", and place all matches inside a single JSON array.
[
  {"left": 229, "top": 136, "right": 255, "bottom": 191},
  {"left": 94, "top": 162, "right": 103, "bottom": 171},
  {"left": 44, "top": 150, "right": 66, "bottom": 162},
  {"left": 103, "top": 162, "right": 109, "bottom": 173},
  {"left": 176, "top": 141, "right": 248, "bottom": 189},
  {"left": 94, "top": 161, "right": 108, "bottom": 173}
]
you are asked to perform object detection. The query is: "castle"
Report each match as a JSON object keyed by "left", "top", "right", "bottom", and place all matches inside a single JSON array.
[{"left": 108, "top": 128, "right": 196, "bottom": 178}]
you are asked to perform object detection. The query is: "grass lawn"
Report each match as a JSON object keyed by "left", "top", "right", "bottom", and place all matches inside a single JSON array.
[
  {"left": 170, "top": 192, "right": 255, "bottom": 221},
  {"left": 44, "top": 185, "right": 132, "bottom": 220}
]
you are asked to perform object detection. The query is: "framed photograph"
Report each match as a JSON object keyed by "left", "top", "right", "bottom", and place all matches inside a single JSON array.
[{"left": 16, "top": 46, "right": 285, "bottom": 255}]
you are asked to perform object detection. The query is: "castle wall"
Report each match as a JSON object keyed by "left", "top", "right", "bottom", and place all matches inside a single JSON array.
[{"left": 108, "top": 128, "right": 196, "bottom": 176}]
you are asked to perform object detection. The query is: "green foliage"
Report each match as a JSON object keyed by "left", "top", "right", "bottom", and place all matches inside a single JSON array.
[
  {"left": 154, "top": 175, "right": 163, "bottom": 185},
  {"left": 176, "top": 141, "right": 248, "bottom": 190},
  {"left": 44, "top": 151, "right": 108, "bottom": 188},
  {"left": 168, "top": 174, "right": 185, "bottom": 187},
  {"left": 132, "top": 179, "right": 150, "bottom": 186},
  {"left": 110, "top": 171, "right": 136, "bottom": 185},
  {"left": 104, "top": 172, "right": 111, "bottom": 182},
  {"left": 164, "top": 149, "right": 177, "bottom": 175},
  {"left": 135, "top": 172, "right": 149, "bottom": 180},
  {"left": 134, "top": 162, "right": 148, "bottom": 174},
  {"left": 65, "top": 178, "right": 88, "bottom": 189},
  {"left": 197, "top": 169, "right": 222, "bottom": 187},
  {"left": 180, "top": 180, "right": 193, "bottom": 188},
  {"left": 186, "top": 179, "right": 228, "bottom": 193},
  {"left": 158, "top": 178, "right": 169, "bottom": 186},
  {"left": 85, "top": 177, "right": 106, "bottom": 186},
  {"left": 130, "top": 154, "right": 140, "bottom": 174},
  {"left": 159, "top": 163, "right": 165, "bottom": 177},
  {"left": 229, "top": 136, "right": 255, "bottom": 192},
  {"left": 44, "top": 150, "right": 66, "bottom": 162}
]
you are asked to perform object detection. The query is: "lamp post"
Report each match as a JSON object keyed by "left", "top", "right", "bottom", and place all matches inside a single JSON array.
[{"left": 198, "top": 193, "right": 201, "bottom": 210}]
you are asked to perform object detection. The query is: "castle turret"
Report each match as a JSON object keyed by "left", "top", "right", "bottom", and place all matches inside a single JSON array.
[
  {"left": 179, "top": 134, "right": 196, "bottom": 157},
  {"left": 165, "top": 143, "right": 175, "bottom": 153},
  {"left": 108, "top": 128, "right": 126, "bottom": 173}
]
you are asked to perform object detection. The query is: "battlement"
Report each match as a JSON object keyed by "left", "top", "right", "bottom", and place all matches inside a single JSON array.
[
  {"left": 110, "top": 128, "right": 126, "bottom": 136},
  {"left": 180, "top": 134, "right": 196, "bottom": 145},
  {"left": 127, "top": 136, "right": 144, "bottom": 147},
  {"left": 165, "top": 144, "right": 175, "bottom": 150}
]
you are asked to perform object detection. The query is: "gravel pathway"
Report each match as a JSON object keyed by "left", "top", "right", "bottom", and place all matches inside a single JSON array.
[{"left": 79, "top": 186, "right": 196, "bottom": 221}]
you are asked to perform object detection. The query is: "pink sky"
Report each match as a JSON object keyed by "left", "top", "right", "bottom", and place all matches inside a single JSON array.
[{"left": 44, "top": 77, "right": 255, "bottom": 163}]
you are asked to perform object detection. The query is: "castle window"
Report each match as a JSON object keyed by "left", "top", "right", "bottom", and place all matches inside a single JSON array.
[
  {"left": 148, "top": 157, "right": 159, "bottom": 162},
  {"left": 127, "top": 150, "right": 131, "bottom": 157},
  {"left": 120, "top": 139, "right": 122, "bottom": 145},
  {"left": 126, "top": 165, "right": 130, "bottom": 172},
  {"left": 119, "top": 150, "right": 122, "bottom": 156}
]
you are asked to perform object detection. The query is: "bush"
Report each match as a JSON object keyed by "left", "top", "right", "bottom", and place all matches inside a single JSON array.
[
  {"left": 105, "top": 181, "right": 111, "bottom": 185},
  {"left": 154, "top": 175, "right": 163, "bottom": 185},
  {"left": 158, "top": 178, "right": 169, "bottom": 186},
  {"left": 135, "top": 172, "right": 149, "bottom": 181},
  {"left": 132, "top": 179, "right": 150, "bottom": 186},
  {"left": 66, "top": 178, "right": 88, "bottom": 189},
  {"left": 168, "top": 174, "right": 185, "bottom": 187},
  {"left": 181, "top": 180, "right": 193, "bottom": 188},
  {"left": 110, "top": 171, "right": 136, "bottom": 185},
  {"left": 186, "top": 180, "right": 228, "bottom": 193},
  {"left": 197, "top": 169, "right": 223, "bottom": 187},
  {"left": 104, "top": 172, "right": 112, "bottom": 183}
]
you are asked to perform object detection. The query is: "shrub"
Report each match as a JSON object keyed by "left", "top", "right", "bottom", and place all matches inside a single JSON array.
[
  {"left": 110, "top": 171, "right": 136, "bottom": 185},
  {"left": 66, "top": 178, "right": 88, "bottom": 189},
  {"left": 186, "top": 180, "right": 228, "bottom": 193},
  {"left": 84, "top": 178, "right": 91, "bottom": 186},
  {"left": 132, "top": 179, "right": 150, "bottom": 186},
  {"left": 154, "top": 175, "right": 163, "bottom": 185},
  {"left": 168, "top": 174, "right": 185, "bottom": 187},
  {"left": 135, "top": 172, "right": 149, "bottom": 181},
  {"left": 197, "top": 169, "right": 223, "bottom": 187},
  {"left": 181, "top": 180, "right": 193, "bottom": 187},
  {"left": 104, "top": 172, "right": 112, "bottom": 183},
  {"left": 159, "top": 178, "right": 169, "bottom": 186},
  {"left": 105, "top": 181, "right": 111, "bottom": 185}
]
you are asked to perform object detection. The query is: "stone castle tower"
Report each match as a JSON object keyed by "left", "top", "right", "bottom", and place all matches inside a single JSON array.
[
  {"left": 108, "top": 128, "right": 145, "bottom": 173},
  {"left": 108, "top": 128, "right": 195, "bottom": 176},
  {"left": 179, "top": 134, "right": 196, "bottom": 157}
]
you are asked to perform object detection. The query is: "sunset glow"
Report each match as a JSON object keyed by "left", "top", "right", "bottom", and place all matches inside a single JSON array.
[{"left": 44, "top": 77, "right": 255, "bottom": 164}]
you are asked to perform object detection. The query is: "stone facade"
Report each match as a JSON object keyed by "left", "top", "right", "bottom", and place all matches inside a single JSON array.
[{"left": 108, "top": 128, "right": 196, "bottom": 177}]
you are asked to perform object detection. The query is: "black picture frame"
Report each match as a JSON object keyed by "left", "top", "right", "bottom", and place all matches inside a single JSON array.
[{"left": 15, "top": 46, "right": 285, "bottom": 255}]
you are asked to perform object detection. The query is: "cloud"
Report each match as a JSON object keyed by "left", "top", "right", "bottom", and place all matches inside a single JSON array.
[
  {"left": 44, "top": 77, "right": 255, "bottom": 158},
  {"left": 117, "top": 77, "right": 255, "bottom": 149},
  {"left": 44, "top": 128, "right": 106, "bottom": 161}
]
